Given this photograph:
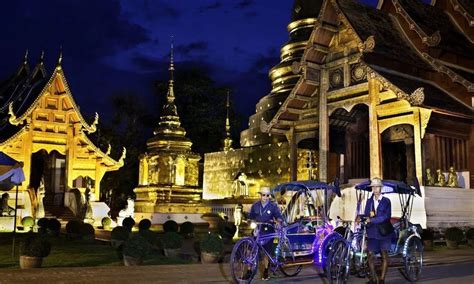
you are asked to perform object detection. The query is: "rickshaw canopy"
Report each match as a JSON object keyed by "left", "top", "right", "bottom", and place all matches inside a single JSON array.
[
  {"left": 272, "top": 180, "right": 341, "bottom": 197},
  {"left": 355, "top": 179, "right": 421, "bottom": 197}
]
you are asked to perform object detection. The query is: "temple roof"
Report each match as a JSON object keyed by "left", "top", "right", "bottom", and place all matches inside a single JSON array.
[
  {"left": 292, "top": 0, "right": 323, "bottom": 22},
  {"left": 398, "top": 0, "right": 474, "bottom": 59}
]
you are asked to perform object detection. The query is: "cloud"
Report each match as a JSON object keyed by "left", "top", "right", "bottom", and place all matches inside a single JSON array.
[
  {"left": 234, "top": 0, "right": 255, "bottom": 9},
  {"left": 0, "top": 0, "right": 150, "bottom": 63},
  {"left": 174, "top": 41, "right": 209, "bottom": 58},
  {"left": 198, "top": 1, "right": 223, "bottom": 13}
]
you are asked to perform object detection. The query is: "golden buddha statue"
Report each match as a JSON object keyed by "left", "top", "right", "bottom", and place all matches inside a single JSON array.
[
  {"left": 447, "top": 166, "right": 459, "bottom": 188},
  {"left": 435, "top": 169, "right": 446, "bottom": 187},
  {"left": 425, "top": 168, "right": 434, "bottom": 186}
]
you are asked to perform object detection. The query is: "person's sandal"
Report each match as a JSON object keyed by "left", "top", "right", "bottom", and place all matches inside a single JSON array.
[{"left": 262, "top": 268, "right": 270, "bottom": 281}]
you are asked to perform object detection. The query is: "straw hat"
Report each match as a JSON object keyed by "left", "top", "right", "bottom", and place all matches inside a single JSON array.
[
  {"left": 259, "top": 186, "right": 271, "bottom": 195},
  {"left": 369, "top": 177, "right": 383, "bottom": 187}
]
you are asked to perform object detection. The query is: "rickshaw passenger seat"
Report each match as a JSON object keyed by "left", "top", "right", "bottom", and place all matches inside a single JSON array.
[{"left": 390, "top": 217, "right": 400, "bottom": 225}]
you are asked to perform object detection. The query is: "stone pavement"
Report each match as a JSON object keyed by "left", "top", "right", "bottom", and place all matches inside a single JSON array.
[{"left": 0, "top": 247, "right": 473, "bottom": 283}]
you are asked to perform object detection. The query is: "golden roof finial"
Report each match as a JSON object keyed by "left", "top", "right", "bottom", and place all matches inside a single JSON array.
[
  {"left": 23, "top": 49, "right": 28, "bottom": 64},
  {"left": 40, "top": 50, "right": 45, "bottom": 63},
  {"left": 57, "top": 46, "right": 63, "bottom": 67}
]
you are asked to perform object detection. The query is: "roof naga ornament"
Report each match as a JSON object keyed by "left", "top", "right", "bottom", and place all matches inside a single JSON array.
[
  {"left": 85, "top": 112, "right": 99, "bottom": 134},
  {"left": 8, "top": 102, "right": 21, "bottom": 126}
]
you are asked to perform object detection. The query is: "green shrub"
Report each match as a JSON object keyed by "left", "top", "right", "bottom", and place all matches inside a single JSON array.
[
  {"left": 161, "top": 232, "right": 183, "bottom": 249},
  {"left": 20, "top": 234, "right": 51, "bottom": 258},
  {"left": 138, "top": 219, "right": 152, "bottom": 231},
  {"left": 421, "top": 229, "right": 434, "bottom": 241},
  {"left": 200, "top": 232, "right": 223, "bottom": 255},
  {"left": 47, "top": 218, "right": 61, "bottom": 235},
  {"left": 180, "top": 221, "right": 195, "bottom": 238},
  {"left": 466, "top": 228, "right": 474, "bottom": 240},
  {"left": 138, "top": 230, "right": 159, "bottom": 247},
  {"left": 123, "top": 234, "right": 152, "bottom": 259},
  {"left": 21, "top": 216, "right": 35, "bottom": 229},
  {"left": 111, "top": 226, "right": 130, "bottom": 241},
  {"left": 79, "top": 223, "right": 95, "bottom": 236},
  {"left": 66, "top": 220, "right": 82, "bottom": 235},
  {"left": 101, "top": 217, "right": 112, "bottom": 229},
  {"left": 163, "top": 220, "right": 178, "bottom": 233},
  {"left": 122, "top": 217, "right": 135, "bottom": 230},
  {"left": 445, "top": 227, "right": 464, "bottom": 243},
  {"left": 37, "top": 218, "right": 49, "bottom": 228},
  {"left": 218, "top": 220, "right": 236, "bottom": 241}
]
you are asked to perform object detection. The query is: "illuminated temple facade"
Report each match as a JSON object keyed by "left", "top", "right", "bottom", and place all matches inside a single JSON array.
[
  {"left": 203, "top": 0, "right": 473, "bottom": 226},
  {"left": 0, "top": 52, "right": 125, "bottom": 219}
]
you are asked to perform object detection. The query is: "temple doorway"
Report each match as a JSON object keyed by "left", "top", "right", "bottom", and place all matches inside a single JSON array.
[
  {"left": 30, "top": 150, "right": 66, "bottom": 206},
  {"left": 381, "top": 124, "right": 415, "bottom": 183}
]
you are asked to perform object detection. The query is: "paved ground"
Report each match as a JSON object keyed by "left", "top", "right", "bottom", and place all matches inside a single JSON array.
[{"left": 0, "top": 247, "right": 473, "bottom": 283}]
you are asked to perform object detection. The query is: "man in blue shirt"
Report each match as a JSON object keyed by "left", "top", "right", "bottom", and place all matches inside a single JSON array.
[
  {"left": 248, "top": 186, "right": 283, "bottom": 280},
  {"left": 363, "top": 177, "right": 392, "bottom": 284}
]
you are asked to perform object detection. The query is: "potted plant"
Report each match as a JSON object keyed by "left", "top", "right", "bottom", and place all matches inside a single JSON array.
[
  {"left": 79, "top": 223, "right": 95, "bottom": 242},
  {"left": 21, "top": 216, "right": 35, "bottom": 232},
  {"left": 180, "top": 221, "right": 195, "bottom": 239},
  {"left": 200, "top": 232, "right": 224, "bottom": 263},
  {"left": 102, "top": 217, "right": 112, "bottom": 230},
  {"left": 163, "top": 220, "right": 179, "bottom": 233},
  {"left": 19, "top": 234, "right": 51, "bottom": 268},
  {"left": 122, "top": 235, "right": 152, "bottom": 266},
  {"left": 466, "top": 228, "right": 474, "bottom": 247},
  {"left": 421, "top": 228, "right": 434, "bottom": 251},
  {"left": 161, "top": 232, "right": 183, "bottom": 258},
  {"left": 47, "top": 218, "right": 61, "bottom": 237},
  {"left": 111, "top": 226, "right": 130, "bottom": 248},
  {"left": 65, "top": 220, "right": 82, "bottom": 239},
  {"left": 201, "top": 213, "right": 223, "bottom": 230},
  {"left": 444, "top": 227, "right": 463, "bottom": 249}
]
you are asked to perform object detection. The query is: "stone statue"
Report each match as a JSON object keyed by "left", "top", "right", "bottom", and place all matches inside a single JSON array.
[
  {"left": 447, "top": 166, "right": 459, "bottom": 188},
  {"left": 425, "top": 168, "right": 434, "bottom": 186},
  {"left": 117, "top": 197, "right": 135, "bottom": 226},
  {"left": 435, "top": 169, "right": 446, "bottom": 187},
  {"left": 233, "top": 203, "right": 243, "bottom": 239},
  {"left": 84, "top": 187, "right": 94, "bottom": 223},
  {"left": 0, "top": 193, "right": 14, "bottom": 216},
  {"left": 36, "top": 180, "right": 46, "bottom": 219}
]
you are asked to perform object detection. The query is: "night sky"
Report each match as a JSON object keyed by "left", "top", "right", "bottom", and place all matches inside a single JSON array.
[{"left": 0, "top": 0, "right": 381, "bottom": 122}]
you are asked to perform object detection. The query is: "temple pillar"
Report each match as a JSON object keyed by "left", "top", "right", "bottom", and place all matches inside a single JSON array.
[
  {"left": 368, "top": 78, "right": 382, "bottom": 179},
  {"left": 22, "top": 129, "right": 33, "bottom": 191},
  {"left": 286, "top": 127, "right": 297, "bottom": 181},
  {"left": 65, "top": 125, "right": 78, "bottom": 190},
  {"left": 319, "top": 69, "right": 329, "bottom": 182},
  {"left": 413, "top": 108, "right": 423, "bottom": 185},
  {"left": 405, "top": 138, "right": 415, "bottom": 183}
]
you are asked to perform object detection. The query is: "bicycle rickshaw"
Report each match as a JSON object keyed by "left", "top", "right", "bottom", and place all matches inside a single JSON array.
[
  {"left": 230, "top": 180, "right": 344, "bottom": 283},
  {"left": 326, "top": 179, "right": 424, "bottom": 283}
]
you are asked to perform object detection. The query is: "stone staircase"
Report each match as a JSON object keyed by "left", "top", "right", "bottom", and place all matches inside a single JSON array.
[{"left": 43, "top": 205, "right": 77, "bottom": 228}]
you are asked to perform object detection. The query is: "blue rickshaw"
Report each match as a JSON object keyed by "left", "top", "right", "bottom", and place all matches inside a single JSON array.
[
  {"left": 230, "top": 180, "right": 344, "bottom": 283},
  {"left": 326, "top": 179, "right": 424, "bottom": 283}
]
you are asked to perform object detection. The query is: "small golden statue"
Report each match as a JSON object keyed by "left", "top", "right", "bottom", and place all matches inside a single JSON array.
[
  {"left": 425, "top": 168, "right": 434, "bottom": 186},
  {"left": 447, "top": 166, "right": 459, "bottom": 188},
  {"left": 435, "top": 169, "right": 446, "bottom": 187}
]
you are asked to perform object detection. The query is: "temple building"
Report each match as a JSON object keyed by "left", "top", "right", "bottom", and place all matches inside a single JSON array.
[
  {"left": 134, "top": 46, "right": 207, "bottom": 224},
  {"left": 0, "top": 51, "right": 125, "bottom": 221},
  {"left": 203, "top": 0, "right": 473, "bottom": 228}
]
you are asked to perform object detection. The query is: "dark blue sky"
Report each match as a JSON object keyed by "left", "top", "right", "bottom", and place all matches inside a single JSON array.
[{"left": 0, "top": 0, "right": 379, "bottom": 121}]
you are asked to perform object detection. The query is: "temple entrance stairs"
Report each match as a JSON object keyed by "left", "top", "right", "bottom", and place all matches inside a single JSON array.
[{"left": 43, "top": 205, "right": 77, "bottom": 228}]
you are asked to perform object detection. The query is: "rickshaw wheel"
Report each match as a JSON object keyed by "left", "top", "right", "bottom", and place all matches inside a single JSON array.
[
  {"left": 325, "top": 239, "right": 350, "bottom": 284},
  {"left": 403, "top": 237, "right": 423, "bottom": 282},
  {"left": 230, "top": 237, "right": 259, "bottom": 283},
  {"left": 278, "top": 238, "right": 302, "bottom": 277}
]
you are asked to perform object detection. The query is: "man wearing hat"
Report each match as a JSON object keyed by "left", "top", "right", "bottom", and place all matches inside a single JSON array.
[
  {"left": 248, "top": 186, "right": 283, "bottom": 280},
  {"left": 363, "top": 177, "right": 392, "bottom": 284}
]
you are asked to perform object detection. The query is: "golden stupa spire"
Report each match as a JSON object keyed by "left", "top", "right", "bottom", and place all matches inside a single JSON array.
[
  {"left": 222, "top": 90, "right": 233, "bottom": 151},
  {"left": 40, "top": 50, "right": 45, "bottom": 64},
  {"left": 167, "top": 36, "right": 175, "bottom": 104}
]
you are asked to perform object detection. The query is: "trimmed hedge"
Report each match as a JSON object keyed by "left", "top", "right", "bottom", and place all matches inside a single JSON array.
[{"left": 163, "top": 220, "right": 179, "bottom": 233}]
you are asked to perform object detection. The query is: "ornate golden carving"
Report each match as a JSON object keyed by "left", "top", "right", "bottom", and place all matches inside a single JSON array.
[
  {"left": 392, "top": 0, "right": 441, "bottom": 47},
  {"left": 8, "top": 102, "right": 21, "bottom": 126},
  {"left": 84, "top": 112, "right": 99, "bottom": 134},
  {"left": 408, "top": 87, "right": 424, "bottom": 106},
  {"left": 357, "top": 35, "right": 375, "bottom": 53},
  {"left": 119, "top": 147, "right": 127, "bottom": 164}
]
